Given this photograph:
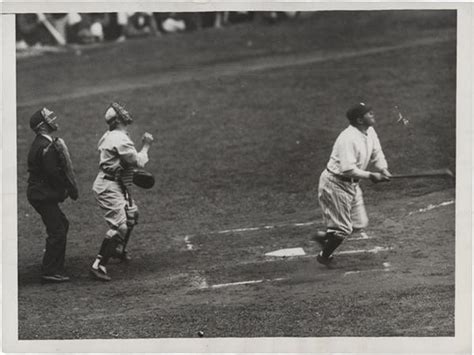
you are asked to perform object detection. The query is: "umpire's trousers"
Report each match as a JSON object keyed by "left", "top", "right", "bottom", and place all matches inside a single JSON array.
[{"left": 29, "top": 200, "right": 69, "bottom": 276}]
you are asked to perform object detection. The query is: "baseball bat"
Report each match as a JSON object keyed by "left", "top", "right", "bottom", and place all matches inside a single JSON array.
[
  {"left": 390, "top": 168, "right": 454, "bottom": 179},
  {"left": 37, "top": 13, "right": 67, "bottom": 46}
]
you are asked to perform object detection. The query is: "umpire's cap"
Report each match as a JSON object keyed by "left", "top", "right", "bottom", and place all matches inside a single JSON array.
[
  {"left": 29, "top": 107, "right": 58, "bottom": 132},
  {"left": 346, "top": 102, "right": 372, "bottom": 123}
]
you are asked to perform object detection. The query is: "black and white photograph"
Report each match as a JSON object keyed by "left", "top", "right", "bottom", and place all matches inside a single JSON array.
[{"left": 2, "top": 1, "right": 472, "bottom": 353}]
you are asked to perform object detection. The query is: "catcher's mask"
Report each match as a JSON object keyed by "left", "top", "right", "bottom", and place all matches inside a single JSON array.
[
  {"left": 105, "top": 102, "right": 133, "bottom": 127},
  {"left": 133, "top": 169, "right": 155, "bottom": 189},
  {"left": 30, "top": 107, "right": 58, "bottom": 132}
]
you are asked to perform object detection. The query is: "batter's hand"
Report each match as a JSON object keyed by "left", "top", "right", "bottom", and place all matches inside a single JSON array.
[
  {"left": 369, "top": 172, "right": 390, "bottom": 183},
  {"left": 381, "top": 168, "right": 392, "bottom": 178},
  {"left": 142, "top": 132, "right": 154, "bottom": 145}
]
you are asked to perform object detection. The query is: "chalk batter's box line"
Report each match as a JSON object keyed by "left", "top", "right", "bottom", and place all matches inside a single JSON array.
[
  {"left": 182, "top": 222, "right": 373, "bottom": 251},
  {"left": 199, "top": 261, "right": 394, "bottom": 290},
  {"left": 181, "top": 220, "right": 372, "bottom": 239},
  {"left": 218, "top": 246, "right": 393, "bottom": 274},
  {"left": 181, "top": 199, "right": 453, "bottom": 240},
  {"left": 184, "top": 227, "right": 374, "bottom": 250}
]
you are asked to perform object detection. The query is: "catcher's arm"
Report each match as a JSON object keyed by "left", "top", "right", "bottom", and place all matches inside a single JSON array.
[
  {"left": 136, "top": 133, "right": 154, "bottom": 168},
  {"left": 117, "top": 132, "right": 153, "bottom": 169}
]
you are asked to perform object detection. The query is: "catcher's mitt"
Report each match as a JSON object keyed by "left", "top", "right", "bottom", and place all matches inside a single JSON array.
[{"left": 133, "top": 169, "right": 155, "bottom": 189}]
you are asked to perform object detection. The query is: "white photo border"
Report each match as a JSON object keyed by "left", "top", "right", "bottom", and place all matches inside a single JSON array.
[{"left": 2, "top": 2, "right": 472, "bottom": 353}]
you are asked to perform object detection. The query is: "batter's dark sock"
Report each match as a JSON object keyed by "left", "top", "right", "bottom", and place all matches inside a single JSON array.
[{"left": 322, "top": 233, "right": 345, "bottom": 258}]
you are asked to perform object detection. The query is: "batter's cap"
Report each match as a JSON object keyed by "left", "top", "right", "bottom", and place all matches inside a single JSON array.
[{"left": 346, "top": 102, "right": 372, "bottom": 122}]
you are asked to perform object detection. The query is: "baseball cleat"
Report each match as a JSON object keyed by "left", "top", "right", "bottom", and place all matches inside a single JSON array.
[
  {"left": 89, "top": 267, "right": 111, "bottom": 281},
  {"left": 316, "top": 252, "right": 334, "bottom": 267}
]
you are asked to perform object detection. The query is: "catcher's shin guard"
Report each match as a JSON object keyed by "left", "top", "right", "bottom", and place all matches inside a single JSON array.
[
  {"left": 322, "top": 232, "right": 345, "bottom": 258},
  {"left": 116, "top": 226, "right": 133, "bottom": 260},
  {"left": 99, "top": 232, "right": 122, "bottom": 266},
  {"left": 125, "top": 204, "right": 139, "bottom": 227},
  {"left": 120, "top": 204, "right": 138, "bottom": 254}
]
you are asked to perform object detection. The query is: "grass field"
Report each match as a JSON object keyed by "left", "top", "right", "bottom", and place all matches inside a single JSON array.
[{"left": 16, "top": 11, "right": 456, "bottom": 339}]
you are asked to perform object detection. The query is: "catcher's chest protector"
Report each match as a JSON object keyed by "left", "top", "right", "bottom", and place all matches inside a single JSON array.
[{"left": 120, "top": 167, "right": 135, "bottom": 187}]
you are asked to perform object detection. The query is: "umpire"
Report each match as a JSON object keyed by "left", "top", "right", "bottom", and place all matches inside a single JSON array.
[{"left": 27, "top": 108, "right": 78, "bottom": 283}]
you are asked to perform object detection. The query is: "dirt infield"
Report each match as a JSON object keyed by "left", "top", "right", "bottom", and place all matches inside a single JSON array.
[
  {"left": 16, "top": 11, "right": 456, "bottom": 340},
  {"left": 17, "top": 189, "right": 455, "bottom": 338}
]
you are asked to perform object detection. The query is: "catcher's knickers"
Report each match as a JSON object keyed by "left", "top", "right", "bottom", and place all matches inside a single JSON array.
[
  {"left": 93, "top": 172, "right": 137, "bottom": 229},
  {"left": 318, "top": 169, "right": 368, "bottom": 236},
  {"left": 105, "top": 225, "right": 128, "bottom": 241}
]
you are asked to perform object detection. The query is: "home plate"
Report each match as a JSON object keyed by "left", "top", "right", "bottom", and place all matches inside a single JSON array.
[{"left": 265, "top": 247, "right": 306, "bottom": 257}]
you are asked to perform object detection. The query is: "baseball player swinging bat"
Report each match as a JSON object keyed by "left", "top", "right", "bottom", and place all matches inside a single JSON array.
[{"left": 390, "top": 168, "right": 454, "bottom": 179}]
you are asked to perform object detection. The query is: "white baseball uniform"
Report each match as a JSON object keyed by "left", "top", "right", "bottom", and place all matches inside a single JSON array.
[
  {"left": 318, "top": 125, "right": 388, "bottom": 236},
  {"left": 92, "top": 129, "right": 148, "bottom": 228}
]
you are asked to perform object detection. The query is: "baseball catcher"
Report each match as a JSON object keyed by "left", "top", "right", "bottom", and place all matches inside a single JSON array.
[
  {"left": 90, "top": 102, "right": 154, "bottom": 281},
  {"left": 312, "top": 102, "right": 391, "bottom": 266},
  {"left": 27, "top": 107, "right": 78, "bottom": 283}
]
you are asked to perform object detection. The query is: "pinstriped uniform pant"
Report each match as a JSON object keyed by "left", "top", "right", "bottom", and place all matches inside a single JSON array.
[{"left": 318, "top": 169, "right": 368, "bottom": 237}]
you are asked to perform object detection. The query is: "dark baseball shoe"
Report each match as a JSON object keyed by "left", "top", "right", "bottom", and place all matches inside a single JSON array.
[
  {"left": 41, "top": 274, "right": 70, "bottom": 283},
  {"left": 111, "top": 249, "right": 132, "bottom": 262},
  {"left": 89, "top": 266, "right": 111, "bottom": 282},
  {"left": 316, "top": 252, "right": 334, "bottom": 267},
  {"left": 311, "top": 231, "right": 328, "bottom": 249}
]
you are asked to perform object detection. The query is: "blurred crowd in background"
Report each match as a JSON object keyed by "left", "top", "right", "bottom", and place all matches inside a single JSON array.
[{"left": 16, "top": 12, "right": 301, "bottom": 49}]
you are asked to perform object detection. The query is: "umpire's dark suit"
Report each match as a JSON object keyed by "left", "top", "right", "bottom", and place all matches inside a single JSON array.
[{"left": 27, "top": 134, "right": 69, "bottom": 277}]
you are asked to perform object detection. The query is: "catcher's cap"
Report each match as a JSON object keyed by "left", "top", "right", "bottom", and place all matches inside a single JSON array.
[
  {"left": 133, "top": 169, "right": 155, "bottom": 189},
  {"left": 30, "top": 107, "right": 58, "bottom": 132},
  {"left": 346, "top": 102, "right": 372, "bottom": 122},
  {"left": 105, "top": 102, "right": 133, "bottom": 125}
]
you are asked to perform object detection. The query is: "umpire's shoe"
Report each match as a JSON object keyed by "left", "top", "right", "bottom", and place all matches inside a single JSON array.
[
  {"left": 41, "top": 274, "right": 70, "bottom": 283},
  {"left": 90, "top": 266, "right": 112, "bottom": 281}
]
